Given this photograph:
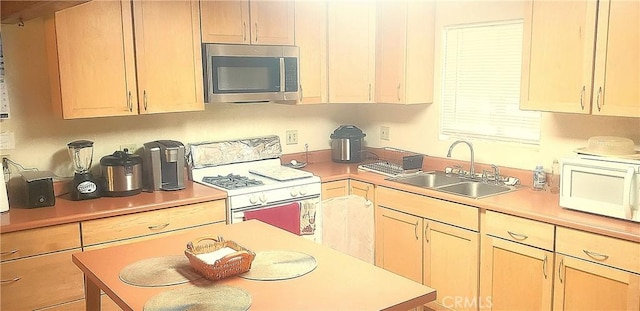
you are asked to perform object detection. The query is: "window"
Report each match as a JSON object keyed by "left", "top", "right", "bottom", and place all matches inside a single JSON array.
[{"left": 441, "top": 20, "right": 540, "bottom": 145}]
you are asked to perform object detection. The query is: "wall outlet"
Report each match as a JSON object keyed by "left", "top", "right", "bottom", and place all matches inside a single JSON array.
[
  {"left": 380, "top": 126, "right": 390, "bottom": 141},
  {"left": 286, "top": 130, "right": 298, "bottom": 145},
  {"left": 120, "top": 144, "right": 138, "bottom": 153}
]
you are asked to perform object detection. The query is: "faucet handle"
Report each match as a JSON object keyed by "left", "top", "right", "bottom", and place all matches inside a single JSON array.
[{"left": 490, "top": 164, "right": 501, "bottom": 184}]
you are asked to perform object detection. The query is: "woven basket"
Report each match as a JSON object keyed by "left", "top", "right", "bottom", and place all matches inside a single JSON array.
[{"left": 185, "top": 236, "right": 255, "bottom": 281}]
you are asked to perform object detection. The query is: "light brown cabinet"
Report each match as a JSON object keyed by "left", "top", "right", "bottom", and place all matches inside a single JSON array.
[
  {"left": 200, "top": 0, "right": 294, "bottom": 45},
  {"left": 349, "top": 179, "right": 374, "bottom": 205},
  {"left": 48, "top": 0, "right": 203, "bottom": 119},
  {"left": 521, "top": 0, "right": 639, "bottom": 117},
  {"left": 0, "top": 224, "right": 84, "bottom": 310},
  {"left": 480, "top": 211, "right": 555, "bottom": 311},
  {"left": 375, "top": 0, "right": 435, "bottom": 105},
  {"left": 294, "top": 0, "right": 328, "bottom": 104},
  {"left": 375, "top": 186, "right": 479, "bottom": 310},
  {"left": 321, "top": 180, "right": 349, "bottom": 199},
  {"left": 327, "top": 1, "right": 376, "bottom": 103}
]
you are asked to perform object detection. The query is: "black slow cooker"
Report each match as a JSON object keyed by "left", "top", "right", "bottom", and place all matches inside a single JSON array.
[
  {"left": 100, "top": 150, "right": 143, "bottom": 197},
  {"left": 330, "top": 125, "right": 366, "bottom": 163}
]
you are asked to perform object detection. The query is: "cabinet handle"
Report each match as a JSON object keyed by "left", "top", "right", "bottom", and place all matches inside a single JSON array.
[
  {"left": 127, "top": 91, "right": 132, "bottom": 112},
  {"left": 243, "top": 22, "right": 247, "bottom": 42},
  {"left": 300, "top": 84, "right": 303, "bottom": 99},
  {"left": 414, "top": 221, "right": 419, "bottom": 240},
  {"left": 583, "top": 249, "right": 609, "bottom": 261},
  {"left": 542, "top": 254, "right": 548, "bottom": 279},
  {"left": 0, "top": 276, "right": 22, "bottom": 284},
  {"left": 368, "top": 84, "right": 372, "bottom": 101},
  {"left": 143, "top": 90, "right": 148, "bottom": 111},
  {"left": 397, "top": 84, "right": 401, "bottom": 101},
  {"left": 424, "top": 222, "right": 429, "bottom": 243},
  {"left": 507, "top": 231, "right": 528, "bottom": 240},
  {"left": 0, "top": 249, "right": 18, "bottom": 256},
  {"left": 596, "top": 87, "right": 602, "bottom": 111},
  {"left": 148, "top": 223, "right": 170, "bottom": 231},
  {"left": 579, "top": 86, "right": 585, "bottom": 110},
  {"left": 558, "top": 258, "right": 564, "bottom": 283},
  {"left": 254, "top": 22, "right": 258, "bottom": 42}
]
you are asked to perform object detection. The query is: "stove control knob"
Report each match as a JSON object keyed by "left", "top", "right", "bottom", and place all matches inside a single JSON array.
[
  {"left": 290, "top": 187, "right": 299, "bottom": 197},
  {"left": 249, "top": 194, "right": 259, "bottom": 204},
  {"left": 259, "top": 193, "right": 267, "bottom": 204},
  {"left": 299, "top": 186, "right": 307, "bottom": 196}
]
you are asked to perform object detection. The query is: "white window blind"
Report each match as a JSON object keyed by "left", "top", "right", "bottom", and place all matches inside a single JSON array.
[{"left": 441, "top": 20, "right": 540, "bottom": 145}]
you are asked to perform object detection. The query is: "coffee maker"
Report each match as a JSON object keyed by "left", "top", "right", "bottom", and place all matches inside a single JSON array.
[
  {"left": 143, "top": 140, "right": 185, "bottom": 191},
  {"left": 68, "top": 140, "right": 100, "bottom": 200}
]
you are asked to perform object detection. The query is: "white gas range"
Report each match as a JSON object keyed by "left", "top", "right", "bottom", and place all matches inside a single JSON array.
[{"left": 187, "top": 136, "right": 322, "bottom": 241}]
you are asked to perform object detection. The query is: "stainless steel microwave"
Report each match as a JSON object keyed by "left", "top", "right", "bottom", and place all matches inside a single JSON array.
[{"left": 203, "top": 44, "right": 300, "bottom": 104}]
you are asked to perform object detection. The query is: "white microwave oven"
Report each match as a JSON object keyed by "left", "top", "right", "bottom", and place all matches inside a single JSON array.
[
  {"left": 560, "top": 155, "right": 640, "bottom": 222},
  {"left": 203, "top": 44, "right": 300, "bottom": 104}
]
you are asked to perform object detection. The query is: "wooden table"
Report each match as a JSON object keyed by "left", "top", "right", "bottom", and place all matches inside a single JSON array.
[{"left": 72, "top": 220, "right": 436, "bottom": 310}]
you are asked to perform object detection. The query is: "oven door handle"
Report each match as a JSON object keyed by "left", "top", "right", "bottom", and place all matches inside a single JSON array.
[
  {"left": 233, "top": 195, "right": 320, "bottom": 213},
  {"left": 623, "top": 168, "right": 634, "bottom": 219}
]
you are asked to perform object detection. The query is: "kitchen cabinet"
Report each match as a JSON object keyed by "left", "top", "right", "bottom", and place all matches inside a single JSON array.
[
  {"left": 327, "top": 1, "right": 376, "bottom": 103},
  {"left": 554, "top": 226, "right": 640, "bottom": 310},
  {"left": 375, "top": 186, "right": 480, "bottom": 310},
  {"left": 375, "top": 0, "right": 435, "bottom": 104},
  {"left": 48, "top": 0, "right": 203, "bottom": 119},
  {"left": 321, "top": 180, "right": 349, "bottom": 199},
  {"left": 0, "top": 224, "right": 84, "bottom": 310},
  {"left": 521, "top": 0, "right": 640, "bottom": 117},
  {"left": 81, "top": 200, "right": 226, "bottom": 247},
  {"left": 480, "top": 211, "right": 555, "bottom": 311},
  {"left": 200, "top": 0, "right": 294, "bottom": 45},
  {"left": 294, "top": 0, "right": 328, "bottom": 104},
  {"left": 349, "top": 179, "right": 374, "bottom": 206}
]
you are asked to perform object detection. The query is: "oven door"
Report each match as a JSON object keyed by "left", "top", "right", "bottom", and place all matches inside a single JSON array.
[
  {"left": 560, "top": 158, "right": 639, "bottom": 222},
  {"left": 231, "top": 196, "right": 322, "bottom": 242}
]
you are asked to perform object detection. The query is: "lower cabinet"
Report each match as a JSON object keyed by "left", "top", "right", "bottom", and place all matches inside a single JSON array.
[
  {"left": 321, "top": 179, "right": 349, "bottom": 199},
  {"left": 375, "top": 186, "right": 479, "bottom": 311}
]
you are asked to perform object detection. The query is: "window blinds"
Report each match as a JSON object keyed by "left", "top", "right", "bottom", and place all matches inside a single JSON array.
[{"left": 441, "top": 20, "right": 541, "bottom": 145}]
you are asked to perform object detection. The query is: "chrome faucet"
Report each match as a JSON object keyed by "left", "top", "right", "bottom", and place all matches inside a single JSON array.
[{"left": 447, "top": 140, "right": 475, "bottom": 178}]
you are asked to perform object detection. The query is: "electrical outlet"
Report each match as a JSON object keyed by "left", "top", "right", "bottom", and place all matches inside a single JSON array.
[
  {"left": 286, "top": 130, "right": 298, "bottom": 145},
  {"left": 120, "top": 144, "right": 137, "bottom": 153},
  {"left": 380, "top": 126, "right": 390, "bottom": 141},
  {"left": 1, "top": 154, "right": 10, "bottom": 174}
]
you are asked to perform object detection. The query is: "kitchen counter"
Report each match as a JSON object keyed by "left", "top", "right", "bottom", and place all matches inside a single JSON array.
[
  {"left": 298, "top": 158, "right": 640, "bottom": 243},
  {"left": 73, "top": 220, "right": 436, "bottom": 311},
  {"left": 0, "top": 181, "right": 226, "bottom": 233}
]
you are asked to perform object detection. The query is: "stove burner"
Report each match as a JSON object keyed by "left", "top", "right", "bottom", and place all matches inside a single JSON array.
[{"left": 202, "top": 174, "right": 265, "bottom": 190}]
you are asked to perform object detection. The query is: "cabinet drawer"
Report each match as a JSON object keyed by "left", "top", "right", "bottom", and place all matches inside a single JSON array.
[
  {"left": 485, "top": 211, "right": 555, "bottom": 251},
  {"left": 82, "top": 200, "right": 226, "bottom": 246},
  {"left": 1, "top": 249, "right": 84, "bottom": 310},
  {"left": 556, "top": 227, "right": 640, "bottom": 274},
  {"left": 1, "top": 223, "right": 81, "bottom": 262}
]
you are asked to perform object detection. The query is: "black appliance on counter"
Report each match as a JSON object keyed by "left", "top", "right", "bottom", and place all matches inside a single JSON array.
[
  {"left": 21, "top": 171, "right": 55, "bottom": 208},
  {"left": 100, "top": 149, "right": 143, "bottom": 197},
  {"left": 330, "top": 125, "right": 366, "bottom": 163},
  {"left": 68, "top": 140, "right": 100, "bottom": 200},
  {"left": 143, "top": 140, "right": 185, "bottom": 191}
]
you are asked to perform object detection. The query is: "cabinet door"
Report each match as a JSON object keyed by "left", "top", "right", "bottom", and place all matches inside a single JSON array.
[
  {"left": 592, "top": 0, "right": 640, "bottom": 117},
  {"left": 375, "top": 206, "right": 423, "bottom": 283},
  {"left": 321, "top": 180, "right": 349, "bottom": 199},
  {"left": 424, "top": 220, "right": 479, "bottom": 311},
  {"left": 375, "top": 0, "right": 406, "bottom": 104},
  {"left": 520, "top": 0, "right": 597, "bottom": 113},
  {"left": 52, "top": 0, "right": 138, "bottom": 119},
  {"left": 133, "top": 0, "right": 204, "bottom": 114},
  {"left": 250, "top": 1, "right": 295, "bottom": 45},
  {"left": 295, "top": 0, "right": 328, "bottom": 104},
  {"left": 200, "top": 1, "right": 250, "bottom": 44},
  {"left": 349, "top": 180, "right": 374, "bottom": 205},
  {"left": 480, "top": 236, "right": 553, "bottom": 311},
  {"left": 328, "top": 1, "right": 376, "bottom": 103},
  {"left": 554, "top": 254, "right": 640, "bottom": 310}
]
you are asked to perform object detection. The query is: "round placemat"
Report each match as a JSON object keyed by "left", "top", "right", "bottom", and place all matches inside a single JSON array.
[
  {"left": 119, "top": 255, "right": 202, "bottom": 287},
  {"left": 240, "top": 250, "right": 317, "bottom": 281},
  {"left": 143, "top": 284, "right": 251, "bottom": 311}
]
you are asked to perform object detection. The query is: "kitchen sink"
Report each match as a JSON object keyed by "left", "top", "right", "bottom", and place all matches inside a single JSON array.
[
  {"left": 436, "top": 181, "right": 514, "bottom": 199},
  {"left": 387, "top": 171, "right": 520, "bottom": 199},
  {"left": 387, "top": 171, "right": 465, "bottom": 188}
]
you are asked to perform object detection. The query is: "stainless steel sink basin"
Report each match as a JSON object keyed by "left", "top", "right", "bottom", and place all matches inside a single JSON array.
[
  {"left": 388, "top": 171, "right": 464, "bottom": 188},
  {"left": 436, "top": 181, "right": 514, "bottom": 199}
]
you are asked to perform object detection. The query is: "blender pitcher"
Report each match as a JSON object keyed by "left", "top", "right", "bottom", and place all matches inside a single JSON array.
[{"left": 68, "top": 140, "right": 100, "bottom": 200}]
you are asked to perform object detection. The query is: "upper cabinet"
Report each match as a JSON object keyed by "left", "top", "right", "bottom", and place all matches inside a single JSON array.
[
  {"left": 521, "top": 0, "right": 639, "bottom": 117},
  {"left": 294, "top": 0, "right": 328, "bottom": 104},
  {"left": 48, "top": 0, "right": 203, "bottom": 119},
  {"left": 327, "top": 1, "right": 376, "bottom": 103},
  {"left": 200, "top": 0, "right": 294, "bottom": 45},
  {"left": 375, "top": 0, "right": 435, "bottom": 105}
]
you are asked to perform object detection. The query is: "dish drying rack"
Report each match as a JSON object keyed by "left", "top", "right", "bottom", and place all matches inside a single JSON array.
[{"left": 358, "top": 148, "right": 424, "bottom": 177}]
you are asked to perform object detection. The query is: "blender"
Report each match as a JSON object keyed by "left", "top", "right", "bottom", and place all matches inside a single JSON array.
[{"left": 68, "top": 140, "right": 100, "bottom": 200}]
